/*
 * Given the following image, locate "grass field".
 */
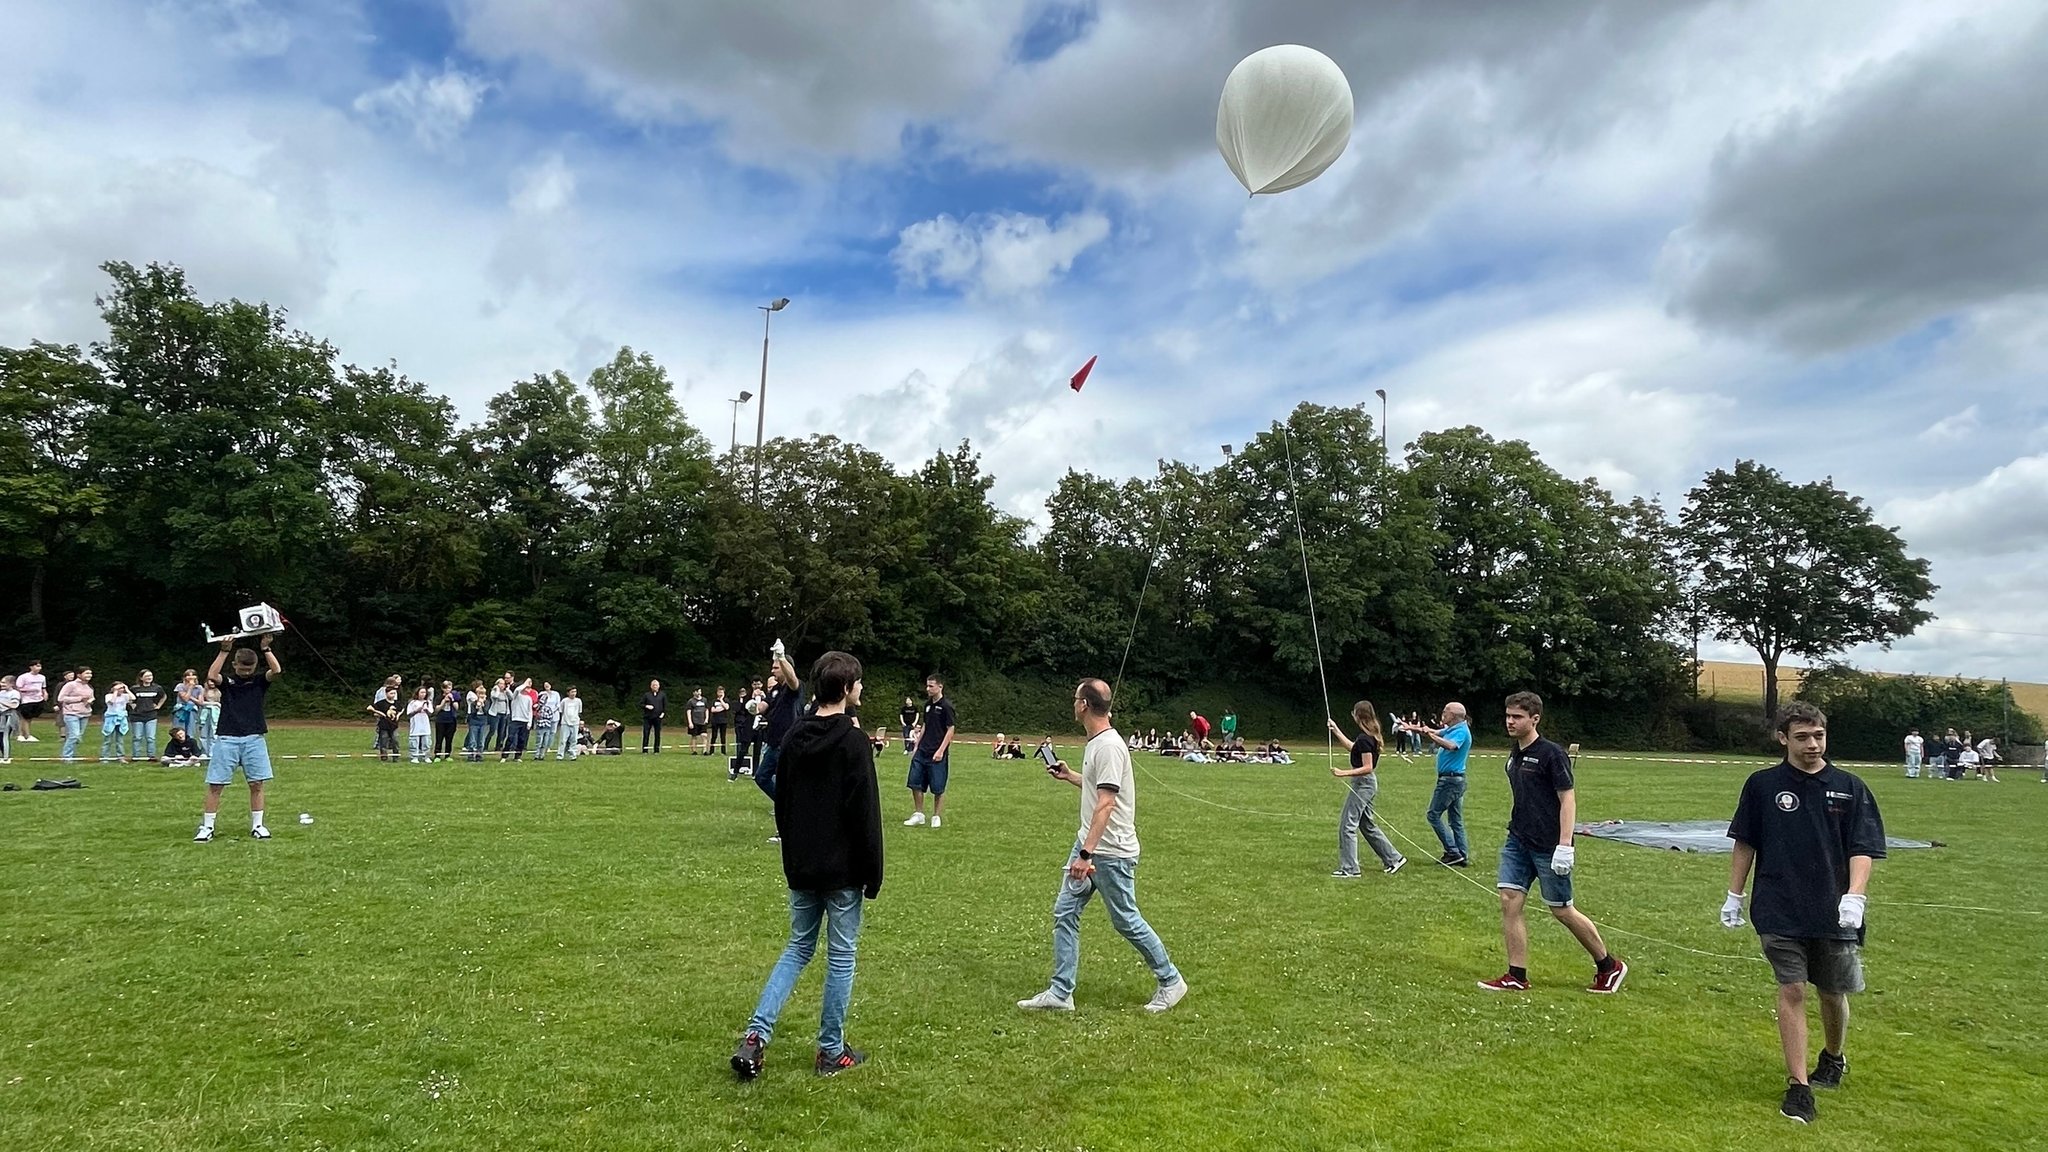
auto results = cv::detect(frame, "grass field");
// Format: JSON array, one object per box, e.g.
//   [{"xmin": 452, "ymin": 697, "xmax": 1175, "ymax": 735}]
[{"xmin": 4, "ymin": 726, "xmax": 2045, "ymax": 1151}]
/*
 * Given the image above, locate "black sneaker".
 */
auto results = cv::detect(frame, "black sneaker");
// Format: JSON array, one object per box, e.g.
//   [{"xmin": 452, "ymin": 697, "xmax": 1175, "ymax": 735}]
[
  {"xmin": 1446, "ymin": 853, "xmax": 1470, "ymax": 868},
  {"xmin": 1780, "ymin": 1081, "xmax": 1816, "ymax": 1124},
  {"xmin": 731, "ymin": 1032, "xmax": 764, "ymax": 1080},
  {"xmin": 815, "ymin": 1046, "xmax": 866, "ymax": 1076},
  {"xmin": 1811, "ymin": 1050, "xmax": 1847, "ymax": 1089}
]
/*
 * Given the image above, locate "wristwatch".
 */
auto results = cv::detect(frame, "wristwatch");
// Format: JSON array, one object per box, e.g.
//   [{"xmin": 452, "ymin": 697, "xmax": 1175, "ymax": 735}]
[{"xmin": 1077, "ymin": 849, "xmax": 1093, "ymax": 861}]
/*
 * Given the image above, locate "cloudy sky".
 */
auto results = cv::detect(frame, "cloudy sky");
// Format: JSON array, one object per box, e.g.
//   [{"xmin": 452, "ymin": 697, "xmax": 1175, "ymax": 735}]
[{"xmin": 5, "ymin": 0, "xmax": 2048, "ymax": 679}]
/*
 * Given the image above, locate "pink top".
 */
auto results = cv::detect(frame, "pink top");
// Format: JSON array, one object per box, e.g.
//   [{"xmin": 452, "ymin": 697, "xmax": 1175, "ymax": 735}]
[
  {"xmin": 17, "ymin": 672, "xmax": 46, "ymax": 703},
  {"xmin": 57, "ymin": 679, "xmax": 95, "ymax": 717}
]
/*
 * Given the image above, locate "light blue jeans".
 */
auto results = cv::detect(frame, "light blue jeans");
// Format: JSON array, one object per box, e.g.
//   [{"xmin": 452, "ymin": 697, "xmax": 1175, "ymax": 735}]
[
  {"xmin": 532, "ymin": 721, "xmax": 555, "ymax": 760},
  {"xmin": 1428, "ymin": 774, "xmax": 1469, "ymax": 858},
  {"xmin": 746, "ymin": 887, "xmax": 864, "ymax": 1057},
  {"xmin": 100, "ymin": 716, "xmax": 129, "ymax": 759},
  {"xmin": 196, "ymin": 708, "xmax": 217, "ymax": 752},
  {"xmin": 130, "ymin": 718, "xmax": 158, "ymax": 761},
  {"xmin": 61, "ymin": 714, "xmax": 86, "ymax": 759},
  {"xmin": 464, "ymin": 716, "xmax": 490, "ymax": 759},
  {"xmin": 1049, "ymin": 843, "xmax": 1179, "ymax": 1000}
]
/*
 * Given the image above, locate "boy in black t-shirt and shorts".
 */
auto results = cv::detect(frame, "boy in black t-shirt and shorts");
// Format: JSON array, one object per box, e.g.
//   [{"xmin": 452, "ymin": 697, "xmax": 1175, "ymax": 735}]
[
  {"xmin": 1722, "ymin": 702, "xmax": 1885, "ymax": 1125},
  {"xmin": 196, "ymin": 635, "xmax": 281, "ymax": 842},
  {"xmin": 1478, "ymin": 691, "xmax": 1626, "ymax": 995}
]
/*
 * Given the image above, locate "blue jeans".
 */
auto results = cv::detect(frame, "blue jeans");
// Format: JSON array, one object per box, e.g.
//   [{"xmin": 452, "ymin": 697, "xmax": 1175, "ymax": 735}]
[
  {"xmin": 755, "ymin": 745, "xmax": 781, "ymax": 799},
  {"xmin": 1497, "ymin": 835, "xmax": 1574, "ymax": 907},
  {"xmin": 130, "ymin": 718, "xmax": 158, "ymax": 761},
  {"xmin": 100, "ymin": 717, "xmax": 129, "ymax": 759},
  {"xmin": 746, "ymin": 887, "xmax": 864, "ymax": 1057},
  {"xmin": 196, "ymin": 709, "xmax": 217, "ymax": 752},
  {"xmin": 464, "ymin": 716, "xmax": 489, "ymax": 758},
  {"xmin": 532, "ymin": 721, "xmax": 555, "ymax": 759},
  {"xmin": 173, "ymin": 704, "xmax": 197, "ymax": 734},
  {"xmin": 489, "ymin": 713, "xmax": 508, "ymax": 749},
  {"xmin": 61, "ymin": 715, "xmax": 86, "ymax": 760},
  {"xmin": 1427, "ymin": 774, "xmax": 1469, "ymax": 858},
  {"xmin": 1049, "ymin": 843, "xmax": 1179, "ymax": 999}
]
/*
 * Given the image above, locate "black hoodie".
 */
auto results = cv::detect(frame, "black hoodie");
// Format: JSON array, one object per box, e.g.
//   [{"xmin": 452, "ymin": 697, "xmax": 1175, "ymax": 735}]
[{"xmin": 772, "ymin": 712, "xmax": 884, "ymax": 898}]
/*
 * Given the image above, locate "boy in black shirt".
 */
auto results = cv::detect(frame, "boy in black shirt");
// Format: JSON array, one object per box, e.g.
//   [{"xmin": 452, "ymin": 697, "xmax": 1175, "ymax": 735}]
[
  {"xmin": 196, "ymin": 635, "xmax": 281, "ymax": 842},
  {"xmin": 731, "ymin": 650, "xmax": 883, "ymax": 1080},
  {"xmin": 1723, "ymin": 702, "xmax": 1885, "ymax": 1124},
  {"xmin": 1478, "ymin": 692, "xmax": 1626, "ymax": 994}
]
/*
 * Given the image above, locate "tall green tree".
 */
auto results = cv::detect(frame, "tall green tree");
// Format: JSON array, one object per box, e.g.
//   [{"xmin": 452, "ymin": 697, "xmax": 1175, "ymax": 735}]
[
  {"xmin": 1682, "ymin": 460, "xmax": 1935, "ymax": 720},
  {"xmin": 0, "ymin": 343, "xmax": 111, "ymax": 636}
]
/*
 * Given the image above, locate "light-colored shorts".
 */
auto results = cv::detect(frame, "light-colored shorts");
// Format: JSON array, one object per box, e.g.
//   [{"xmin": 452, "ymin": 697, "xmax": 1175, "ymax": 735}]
[{"xmin": 206, "ymin": 735, "xmax": 273, "ymax": 785}]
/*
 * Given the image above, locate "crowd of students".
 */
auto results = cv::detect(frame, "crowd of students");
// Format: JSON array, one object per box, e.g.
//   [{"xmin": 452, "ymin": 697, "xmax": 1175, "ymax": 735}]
[
  {"xmin": 1901, "ymin": 727, "xmax": 2012, "ymax": 781},
  {"xmin": 0, "ymin": 661, "xmax": 219, "ymax": 765}
]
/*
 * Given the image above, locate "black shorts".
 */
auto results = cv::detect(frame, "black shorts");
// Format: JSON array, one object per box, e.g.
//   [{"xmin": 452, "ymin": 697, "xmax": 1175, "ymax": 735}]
[
  {"xmin": 688, "ymin": 724, "xmax": 707, "ymax": 736},
  {"xmin": 1760, "ymin": 935, "xmax": 1864, "ymax": 994},
  {"xmin": 19, "ymin": 700, "xmax": 45, "ymax": 720}
]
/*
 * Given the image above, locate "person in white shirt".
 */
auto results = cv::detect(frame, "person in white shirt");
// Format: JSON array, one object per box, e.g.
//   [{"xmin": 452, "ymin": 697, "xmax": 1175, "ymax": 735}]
[
  {"xmin": 0, "ymin": 675, "xmax": 20, "ymax": 762},
  {"xmin": 556, "ymin": 687, "xmax": 584, "ymax": 760},
  {"xmin": 1903, "ymin": 729, "xmax": 1924, "ymax": 779},
  {"xmin": 1974, "ymin": 737, "xmax": 1999, "ymax": 783},
  {"xmin": 405, "ymin": 687, "xmax": 433, "ymax": 763},
  {"xmin": 1017, "ymin": 678, "xmax": 1188, "ymax": 1015}
]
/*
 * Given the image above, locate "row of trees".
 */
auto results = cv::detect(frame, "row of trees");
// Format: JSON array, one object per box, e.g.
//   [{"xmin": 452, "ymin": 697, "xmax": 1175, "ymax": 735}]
[{"xmin": 0, "ymin": 262, "xmax": 1946, "ymax": 745}]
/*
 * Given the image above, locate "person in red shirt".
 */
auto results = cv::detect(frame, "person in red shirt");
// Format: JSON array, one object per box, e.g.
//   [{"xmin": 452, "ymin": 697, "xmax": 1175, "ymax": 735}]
[{"xmin": 1188, "ymin": 712, "xmax": 1211, "ymax": 744}]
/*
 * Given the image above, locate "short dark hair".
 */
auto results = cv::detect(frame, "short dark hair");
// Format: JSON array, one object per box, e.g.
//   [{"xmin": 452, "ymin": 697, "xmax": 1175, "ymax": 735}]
[
  {"xmin": 1076, "ymin": 679, "xmax": 1111, "ymax": 718},
  {"xmin": 1505, "ymin": 691, "xmax": 1543, "ymax": 718},
  {"xmin": 811, "ymin": 651, "xmax": 863, "ymax": 705},
  {"xmin": 925, "ymin": 672, "xmax": 944, "ymax": 686},
  {"xmin": 1775, "ymin": 701, "xmax": 1827, "ymax": 734}
]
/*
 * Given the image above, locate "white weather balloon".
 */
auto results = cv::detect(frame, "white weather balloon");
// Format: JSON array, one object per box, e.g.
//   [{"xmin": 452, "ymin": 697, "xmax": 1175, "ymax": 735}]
[{"xmin": 1215, "ymin": 44, "xmax": 1355, "ymax": 196}]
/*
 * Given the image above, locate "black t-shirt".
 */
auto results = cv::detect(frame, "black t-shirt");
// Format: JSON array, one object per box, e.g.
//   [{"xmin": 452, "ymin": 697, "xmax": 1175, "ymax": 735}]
[
  {"xmin": 1505, "ymin": 737, "xmax": 1574, "ymax": 852},
  {"xmin": 899, "ymin": 704, "xmax": 918, "ymax": 729},
  {"xmin": 435, "ymin": 694, "xmax": 460, "ymax": 721},
  {"xmin": 764, "ymin": 684, "xmax": 803, "ymax": 748},
  {"xmin": 641, "ymin": 691, "xmax": 667, "ymax": 720},
  {"xmin": 688, "ymin": 698, "xmax": 710, "ymax": 725},
  {"xmin": 1728, "ymin": 761, "xmax": 1887, "ymax": 941},
  {"xmin": 130, "ymin": 684, "xmax": 168, "ymax": 720},
  {"xmin": 370, "ymin": 696, "xmax": 399, "ymax": 731},
  {"xmin": 917, "ymin": 696, "xmax": 955, "ymax": 756},
  {"xmin": 218, "ymin": 673, "xmax": 270, "ymax": 737},
  {"xmin": 164, "ymin": 734, "xmax": 200, "ymax": 757},
  {"xmin": 1348, "ymin": 731, "xmax": 1380, "ymax": 772}
]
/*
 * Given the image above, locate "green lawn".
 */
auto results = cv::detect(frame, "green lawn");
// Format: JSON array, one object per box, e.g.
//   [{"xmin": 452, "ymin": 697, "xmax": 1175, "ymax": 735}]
[{"xmin": 3, "ymin": 727, "xmax": 2043, "ymax": 1150}]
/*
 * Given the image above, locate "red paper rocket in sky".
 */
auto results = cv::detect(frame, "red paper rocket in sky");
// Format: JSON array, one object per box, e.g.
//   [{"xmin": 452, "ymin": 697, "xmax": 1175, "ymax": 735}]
[{"xmin": 1069, "ymin": 355, "xmax": 1097, "ymax": 392}]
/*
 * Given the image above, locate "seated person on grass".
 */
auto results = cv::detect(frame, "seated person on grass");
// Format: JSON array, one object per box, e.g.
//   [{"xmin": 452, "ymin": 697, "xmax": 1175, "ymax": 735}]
[
  {"xmin": 161, "ymin": 727, "xmax": 203, "ymax": 767},
  {"xmin": 597, "ymin": 720, "xmax": 624, "ymax": 754}
]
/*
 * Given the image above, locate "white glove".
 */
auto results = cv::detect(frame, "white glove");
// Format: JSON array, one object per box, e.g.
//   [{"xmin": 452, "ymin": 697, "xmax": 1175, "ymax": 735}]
[
  {"xmin": 771, "ymin": 638, "xmax": 786, "ymax": 658},
  {"xmin": 1720, "ymin": 891, "xmax": 1746, "ymax": 929},
  {"xmin": 1550, "ymin": 844, "xmax": 1575, "ymax": 875},
  {"xmin": 1838, "ymin": 893, "xmax": 1866, "ymax": 930}
]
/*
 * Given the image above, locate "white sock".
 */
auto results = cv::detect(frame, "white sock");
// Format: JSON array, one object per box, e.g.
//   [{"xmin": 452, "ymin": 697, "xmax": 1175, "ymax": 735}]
[
  {"xmin": 201, "ymin": 812, "xmax": 216, "ymax": 831},
  {"xmin": 251, "ymin": 810, "xmax": 264, "ymax": 830}
]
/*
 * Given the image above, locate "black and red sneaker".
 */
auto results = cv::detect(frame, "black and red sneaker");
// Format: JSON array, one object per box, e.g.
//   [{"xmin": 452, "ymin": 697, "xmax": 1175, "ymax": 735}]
[
  {"xmin": 731, "ymin": 1032, "xmax": 765, "ymax": 1080},
  {"xmin": 815, "ymin": 1047, "xmax": 867, "ymax": 1076},
  {"xmin": 1587, "ymin": 957, "xmax": 1629, "ymax": 994},
  {"xmin": 1477, "ymin": 972, "xmax": 1530, "ymax": 992}
]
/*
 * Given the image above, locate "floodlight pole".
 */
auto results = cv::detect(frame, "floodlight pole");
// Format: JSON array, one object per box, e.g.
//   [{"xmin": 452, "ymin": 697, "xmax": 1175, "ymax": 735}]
[
  {"xmin": 728, "ymin": 391, "xmax": 753, "ymax": 457},
  {"xmin": 752, "ymin": 298, "xmax": 790, "ymax": 500}
]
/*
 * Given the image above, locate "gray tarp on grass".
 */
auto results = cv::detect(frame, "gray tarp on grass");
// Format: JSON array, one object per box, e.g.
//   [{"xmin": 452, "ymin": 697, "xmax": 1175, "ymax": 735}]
[{"xmin": 1575, "ymin": 819, "xmax": 1934, "ymax": 854}]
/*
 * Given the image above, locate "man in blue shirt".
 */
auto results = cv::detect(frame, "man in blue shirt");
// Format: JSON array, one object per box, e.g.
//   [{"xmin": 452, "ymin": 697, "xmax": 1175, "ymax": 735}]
[{"xmin": 1400, "ymin": 702, "xmax": 1472, "ymax": 866}]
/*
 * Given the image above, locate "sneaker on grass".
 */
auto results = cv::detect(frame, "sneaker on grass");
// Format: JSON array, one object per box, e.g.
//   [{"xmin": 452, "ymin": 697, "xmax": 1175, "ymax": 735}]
[
  {"xmin": 1330, "ymin": 869, "xmax": 1361, "ymax": 878},
  {"xmin": 731, "ymin": 1033, "xmax": 764, "ymax": 1080},
  {"xmin": 193, "ymin": 824, "xmax": 213, "ymax": 843},
  {"xmin": 815, "ymin": 1047, "xmax": 866, "ymax": 1076},
  {"xmin": 1780, "ymin": 1081, "xmax": 1816, "ymax": 1124},
  {"xmin": 1384, "ymin": 858, "xmax": 1407, "ymax": 875},
  {"xmin": 1016, "ymin": 990, "xmax": 1074, "ymax": 1011},
  {"xmin": 903, "ymin": 812, "xmax": 926, "ymax": 827},
  {"xmin": 1477, "ymin": 972, "xmax": 1530, "ymax": 992},
  {"xmin": 1143, "ymin": 978, "xmax": 1188, "ymax": 1014},
  {"xmin": 1587, "ymin": 958, "xmax": 1628, "ymax": 994},
  {"xmin": 251, "ymin": 825, "xmax": 271, "ymax": 840},
  {"xmin": 1810, "ymin": 1049, "xmax": 1847, "ymax": 1089},
  {"xmin": 930, "ymin": 815, "xmax": 941, "ymax": 829}
]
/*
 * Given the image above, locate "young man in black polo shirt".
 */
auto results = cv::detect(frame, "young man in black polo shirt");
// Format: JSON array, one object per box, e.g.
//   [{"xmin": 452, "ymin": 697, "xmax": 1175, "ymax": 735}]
[
  {"xmin": 1478, "ymin": 691, "xmax": 1626, "ymax": 994},
  {"xmin": 903, "ymin": 674, "xmax": 955, "ymax": 829},
  {"xmin": 1722, "ymin": 701, "xmax": 1885, "ymax": 1125}
]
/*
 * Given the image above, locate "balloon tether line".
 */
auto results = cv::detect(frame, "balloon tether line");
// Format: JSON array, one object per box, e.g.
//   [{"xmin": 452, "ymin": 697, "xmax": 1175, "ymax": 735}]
[{"xmin": 1278, "ymin": 424, "xmax": 1335, "ymax": 764}]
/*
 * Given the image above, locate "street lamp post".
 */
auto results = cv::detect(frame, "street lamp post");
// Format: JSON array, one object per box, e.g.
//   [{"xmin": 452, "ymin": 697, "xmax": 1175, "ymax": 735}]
[
  {"xmin": 752, "ymin": 297, "xmax": 790, "ymax": 498},
  {"xmin": 1373, "ymin": 388, "xmax": 1388, "ymax": 464},
  {"xmin": 728, "ymin": 390, "xmax": 753, "ymax": 457}
]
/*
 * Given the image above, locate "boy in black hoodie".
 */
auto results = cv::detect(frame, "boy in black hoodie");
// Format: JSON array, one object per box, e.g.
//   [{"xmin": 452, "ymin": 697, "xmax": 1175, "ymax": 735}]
[{"xmin": 731, "ymin": 650, "xmax": 883, "ymax": 1080}]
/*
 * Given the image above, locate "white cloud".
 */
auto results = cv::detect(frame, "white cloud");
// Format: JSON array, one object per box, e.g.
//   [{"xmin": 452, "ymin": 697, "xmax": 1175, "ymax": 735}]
[
  {"xmin": 1887, "ymin": 454, "xmax": 2048, "ymax": 559},
  {"xmin": 893, "ymin": 212, "xmax": 1110, "ymax": 301},
  {"xmin": 353, "ymin": 64, "xmax": 492, "ymax": 148},
  {"xmin": 1919, "ymin": 404, "xmax": 1982, "ymax": 444}
]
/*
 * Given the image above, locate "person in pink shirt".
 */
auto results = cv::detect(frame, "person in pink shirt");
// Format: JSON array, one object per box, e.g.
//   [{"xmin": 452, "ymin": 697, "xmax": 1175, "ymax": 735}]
[
  {"xmin": 15, "ymin": 661, "xmax": 49, "ymax": 742},
  {"xmin": 57, "ymin": 667, "xmax": 96, "ymax": 762}
]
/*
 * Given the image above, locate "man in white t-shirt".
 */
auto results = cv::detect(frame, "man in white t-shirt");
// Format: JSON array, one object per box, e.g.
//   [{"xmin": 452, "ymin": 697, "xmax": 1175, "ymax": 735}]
[
  {"xmin": 1017, "ymin": 678, "xmax": 1188, "ymax": 1014},
  {"xmin": 1903, "ymin": 729, "xmax": 1924, "ymax": 779}
]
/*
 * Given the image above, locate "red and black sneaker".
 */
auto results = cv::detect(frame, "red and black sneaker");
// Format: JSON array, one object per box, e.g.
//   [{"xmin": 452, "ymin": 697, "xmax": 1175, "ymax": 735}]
[
  {"xmin": 815, "ymin": 1047, "xmax": 867, "ymax": 1076},
  {"xmin": 1477, "ymin": 972, "xmax": 1530, "ymax": 992},
  {"xmin": 1587, "ymin": 958, "xmax": 1629, "ymax": 994},
  {"xmin": 730, "ymin": 1032, "xmax": 765, "ymax": 1080}
]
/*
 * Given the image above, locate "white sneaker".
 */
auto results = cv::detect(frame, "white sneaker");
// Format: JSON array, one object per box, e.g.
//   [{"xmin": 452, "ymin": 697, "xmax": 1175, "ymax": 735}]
[
  {"xmin": 1144, "ymin": 978, "xmax": 1189, "ymax": 1014},
  {"xmin": 193, "ymin": 824, "xmax": 214, "ymax": 842},
  {"xmin": 19, "ymin": 734, "xmax": 37, "ymax": 742},
  {"xmin": 930, "ymin": 816, "xmax": 942, "ymax": 829},
  {"xmin": 767, "ymin": 835, "xmax": 781, "ymax": 843},
  {"xmin": 903, "ymin": 812, "xmax": 926, "ymax": 826},
  {"xmin": 251, "ymin": 825, "xmax": 271, "ymax": 840},
  {"xmin": 1017, "ymin": 990, "xmax": 1074, "ymax": 1011}
]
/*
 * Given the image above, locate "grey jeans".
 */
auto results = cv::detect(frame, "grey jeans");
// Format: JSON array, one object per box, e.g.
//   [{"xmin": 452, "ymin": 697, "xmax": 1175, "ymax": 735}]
[{"xmin": 1338, "ymin": 774, "xmax": 1403, "ymax": 873}]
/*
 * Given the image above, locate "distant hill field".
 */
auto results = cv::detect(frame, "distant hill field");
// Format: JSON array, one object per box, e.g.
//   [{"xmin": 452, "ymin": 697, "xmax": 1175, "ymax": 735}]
[{"xmin": 1695, "ymin": 659, "xmax": 2048, "ymax": 718}]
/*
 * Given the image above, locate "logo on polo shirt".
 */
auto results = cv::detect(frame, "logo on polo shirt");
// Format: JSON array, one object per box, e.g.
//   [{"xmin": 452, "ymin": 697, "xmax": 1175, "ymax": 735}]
[{"xmin": 1775, "ymin": 791, "xmax": 1800, "ymax": 812}]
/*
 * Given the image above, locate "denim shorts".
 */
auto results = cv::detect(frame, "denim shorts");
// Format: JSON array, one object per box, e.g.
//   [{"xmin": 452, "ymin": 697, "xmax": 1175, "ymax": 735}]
[
  {"xmin": 207, "ymin": 735, "xmax": 274, "ymax": 785},
  {"xmin": 1760, "ymin": 934, "xmax": 1864, "ymax": 993},
  {"xmin": 1496, "ymin": 835, "xmax": 1573, "ymax": 907},
  {"xmin": 908, "ymin": 753, "xmax": 949, "ymax": 795}
]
